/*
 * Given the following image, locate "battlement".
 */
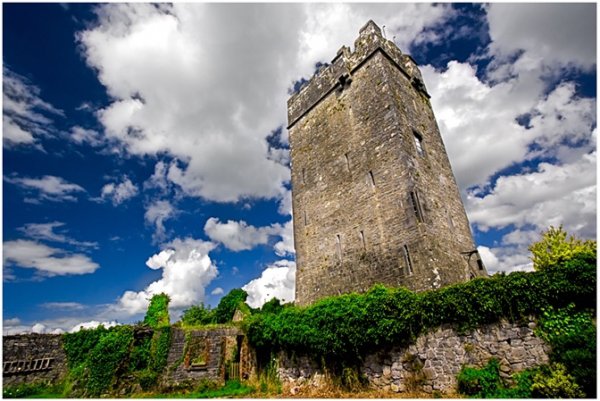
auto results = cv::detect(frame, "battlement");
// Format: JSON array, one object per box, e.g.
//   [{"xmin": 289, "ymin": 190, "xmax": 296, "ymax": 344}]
[{"xmin": 287, "ymin": 20, "xmax": 428, "ymax": 129}]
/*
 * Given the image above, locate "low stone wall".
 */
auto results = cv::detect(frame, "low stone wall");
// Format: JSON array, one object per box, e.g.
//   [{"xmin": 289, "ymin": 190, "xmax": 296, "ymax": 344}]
[
  {"xmin": 3, "ymin": 334, "xmax": 68, "ymax": 386},
  {"xmin": 277, "ymin": 319, "xmax": 550, "ymax": 395}
]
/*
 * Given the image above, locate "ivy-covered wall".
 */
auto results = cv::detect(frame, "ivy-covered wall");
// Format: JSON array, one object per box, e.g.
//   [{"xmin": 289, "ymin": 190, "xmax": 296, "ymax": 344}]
[{"xmin": 277, "ymin": 318, "xmax": 549, "ymax": 394}]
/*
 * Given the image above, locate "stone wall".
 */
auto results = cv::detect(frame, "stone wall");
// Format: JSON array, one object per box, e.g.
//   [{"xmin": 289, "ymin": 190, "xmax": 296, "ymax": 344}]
[
  {"xmin": 161, "ymin": 327, "xmax": 246, "ymax": 388},
  {"xmin": 277, "ymin": 319, "xmax": 549, "ymax": 395},
  {"xmin": 3, "ymin": 334, "xmax": 68, "ymax": 386}
]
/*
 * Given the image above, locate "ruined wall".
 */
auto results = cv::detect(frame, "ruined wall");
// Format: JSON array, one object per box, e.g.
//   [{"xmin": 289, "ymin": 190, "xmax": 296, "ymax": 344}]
[
  {"xmin": 3, "ymin": 334, "xmax": 67, "ymax": 386},
  {"xmin": 277, "ymin": 319, "xmax": 549, "ymax": 395},
  {"xmin": 161, "ymin": 327, "xmax": 249, "ymax": 388},
  {"xmin": 289, "ymin": 20, "xmax": 486, "ymax": 306}
]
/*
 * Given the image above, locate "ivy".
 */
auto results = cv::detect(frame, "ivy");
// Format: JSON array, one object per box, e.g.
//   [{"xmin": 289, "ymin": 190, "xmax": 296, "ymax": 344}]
[
  {"xmin": 144, "ymin": 293, "xmax": 171, "ymax": 328},
  {"xmin": 246, "ymin": 250, "xmax": 595, "ymax": 368}
]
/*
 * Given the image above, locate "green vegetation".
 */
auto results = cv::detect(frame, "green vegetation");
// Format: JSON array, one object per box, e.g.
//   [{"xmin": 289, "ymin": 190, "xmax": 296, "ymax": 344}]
[
  {"xmin": 3, "ymin": 382, "xmax": 65, "ymax": 398},
  {"xmin": 529, "ymin": 225, "xmax": 596, "ymax": 271},
  {"xmin": 135, "ymin": 379, "xmax": 254, "ymax": 398},
  {"xmin": 180, "ymin": 288, "xmax": 248, "ymax": 327},
  {"xmin": 214, "ymin": 288, "xmax": 248, "ymax": 323},
  {"xmin": 144, "ymin": 293, "xmax": 171, "ymax": 328}
]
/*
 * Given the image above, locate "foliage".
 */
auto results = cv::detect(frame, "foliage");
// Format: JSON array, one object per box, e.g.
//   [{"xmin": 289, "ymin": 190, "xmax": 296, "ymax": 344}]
[
  {"xmin": 3, "ymin": 382, "xmax": 65, "ymax": 399},
  {"xmin": 86, "ymin": 325, "xmax": 134, "ymax": 396},
  {"xmin": 457, "ymin": 358, "xmax": 503, "ymax": 397},
  {"xmin": 181, "ymin": 303, "xmax": 215, "ymax": 326},
  {"xmin": 150, "ymin": 326, "xmax": 172, "ymax": 373},
  {"xmin": 246, "ymin": 251, "xmax": 595, "ymax": 365},
  {"xmin": 531, "ymin": 363, "xmax": 585, "ymax": 398},
  {"xmin": 214, "ymin": 288, "xmax": 248, "ymax": 323},
  {"xmin": 136, "ymin": 380, "xmax": 254, "ymax": 398},
  {"xmin": 536, "ymin": 304, "xmax": 596, "ymax": 397},
  {"xmin": 62, "ymin": 325, "xmax": 109, "ymax": 369},
  {"xmin": 260, "ymin": 297, "xmax": 284, "ymax": 315},
  {"xmin": 529, "ymin": 225, "xmax": 596, "ymax": 271},
  {"xmin": 144, "ymin": 293, "xmax": 171, "ymax": 328}
]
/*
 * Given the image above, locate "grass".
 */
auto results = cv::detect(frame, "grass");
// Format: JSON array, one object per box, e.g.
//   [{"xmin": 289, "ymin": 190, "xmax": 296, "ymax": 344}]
[{"xmin": 134, "ymin": 380, "xmax": 254, "ymax": 398}]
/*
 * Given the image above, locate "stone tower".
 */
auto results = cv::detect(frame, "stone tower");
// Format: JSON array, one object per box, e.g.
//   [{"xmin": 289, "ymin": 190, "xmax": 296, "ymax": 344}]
[{"xmin": 288, "ymin": 21, "xmax": 487, "ymax": 306}]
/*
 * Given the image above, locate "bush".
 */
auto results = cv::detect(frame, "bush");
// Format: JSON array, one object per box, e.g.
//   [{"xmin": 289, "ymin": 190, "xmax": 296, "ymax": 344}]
[
  {"xmin": 144, "ymin": 293, "xmax": 170, "ymax": 328},
  {"xmin": 457, "ymin": 358, "xmax": 503, "ymax": 397},
  {"xmin": 214, "ymin": 288, "xmax": 248, "ymax": 323},
  {"xmin": 531, "ymin": 363, "xmax": 584, "ymax": 398},
  {"xmin": 529, "ymin": 226, "xmax": 596, "ymax": 271},
  {"xmin": 181, "ymin": 303, "xmax": 215, "ymax": 326}
]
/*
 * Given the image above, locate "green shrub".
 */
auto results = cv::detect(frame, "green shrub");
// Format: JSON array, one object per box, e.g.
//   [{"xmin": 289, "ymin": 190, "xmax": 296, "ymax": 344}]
[
  {"xmin": 150, "ymin": 326, "xmax": 172, "ymax": 373},
  {"xmin": 214, "ymin": 288, "xmax": 248, "ymax": 323},
  {"xmin": 144, "ymin": 293, "xmax": 171, "ymax": 328},
  {"xmin": 457, "ymin": 358, "xmax": 503, "ymax": 397},
  {"xmin": 531, "ymin": 363, "xmax": 584, "ymax": 398},
  {"xmin": 181, "ymin": 303, "xmax": 215, "ymax": 326},
  {"xmin": 536, "ymin": 304, "xmax": 596, "ymax": 397},
  {"xmin": 529, "ymin": 225, "xmax": 596, "ymax": 271}
]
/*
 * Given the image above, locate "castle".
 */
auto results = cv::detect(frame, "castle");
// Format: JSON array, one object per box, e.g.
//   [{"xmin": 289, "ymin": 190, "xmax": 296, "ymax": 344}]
[{"xmin": 288, "ymin": 20, "xmax": 487, "ymax": 306}]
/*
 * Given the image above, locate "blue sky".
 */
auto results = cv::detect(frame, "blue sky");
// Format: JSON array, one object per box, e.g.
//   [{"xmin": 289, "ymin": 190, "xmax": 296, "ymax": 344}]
[{"xmin": 3, "ymin": 3, "xmax": 596, "ymax": 334}]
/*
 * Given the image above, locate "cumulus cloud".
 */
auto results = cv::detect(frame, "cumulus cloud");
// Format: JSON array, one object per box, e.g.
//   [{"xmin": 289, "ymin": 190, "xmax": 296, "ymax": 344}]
[
  {"xmin": 101, "ymin": 176, "xmax": 139, "ymax": 205},
  {"xmin": 3, "ymin": 239, "xmax": 100, "ymax": 277},
  {"xmin": 486, "ymin": 3, "xmax": 596, "ymax": 75},
  {"xmin": 144, "ymin": 199, "xmax": 176, "ymax": 242},
  {"xmin": 243, "ymin": 259, "xmax": 296, "ymax": 308},
  {"xmin": 69, "ymin": 320, "xmax": 118, "ymax": 333},
  {"xmin": 211, "ymin": 287, "xmax": 224, "ymax": 296},
  {"xmin": 18, "ymin": 221, "xmax": 98, "ymax": 249},
  {"xmin": 108, "ymin": 237, "xmax": 218, "ymax": 318},
  {"xmin": 76, "ymin": 4, "xmax": 451, "ymax": 209},
  {"xmin": 5, "ymin": 175, "xmax": 86, "ymax": 203},
  {"xmin": 204, "ymin": 217, "xmax": 294, "ymax": 255},
  {"xmin": 3, "ymin": 66, "xmax": 64, "ymax": 148}
]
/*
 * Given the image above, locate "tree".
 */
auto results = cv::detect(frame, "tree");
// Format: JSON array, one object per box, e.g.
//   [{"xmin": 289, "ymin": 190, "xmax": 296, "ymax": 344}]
[
  {"xmin": 529, "ymin": 226, "xmax": 596, "ymax": 271},
  {"xmin": 144, "ymin": 293, "xmax": 170, "ymax": 328},
  {"xmin": 214, "ymin": 288, "xmax": 248, "ymax": 323},
  {"xmin": 180, "ymin": 304, "xmax": 215, "ymax": 326}
]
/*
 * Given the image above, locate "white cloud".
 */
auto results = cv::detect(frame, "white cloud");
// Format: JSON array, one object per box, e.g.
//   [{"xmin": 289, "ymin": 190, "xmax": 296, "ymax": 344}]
[
  {"xmin": 3, "ymin": 239, "xmax": 99, "ymax": 276},
  {"xmin": 40, "ymin": 302, "xmax": 85, "ymax": 311},
  {"xmin": 77, "ymin": 4, "xmax": 451, "ymax": 207},
  {"xmin": 204, "ymin": 217, "xmax": 294, "ymax": 255},
  {"xmin": 108, "ymin": 237, "xmax": 218, "ymax": 318},
  {"xmin": 211, "ymin": 287, "xmax": 224, "ymax": 296},
  {"xmin": 486, "ymin": 3, "xmax": 596, "ymax": 75},
  {"xmin": 101, "ymin": 176, "xmax": 139, "ymax": 205},
  {"xmin": 70, "ymin": 126, "xmax": 103, "ymax": 146},
  {"xmin": 144, "ymin": 199, "xmax": 176, "ymax": 242},
  {"xmin": 3, "ymin": 66, "xmax": 64, "ymax": 148},
  {"xmin": 273, "ymin": 220, "xmax": 295, "ymax": 257},
  {"xmin": 18, "ymin": 221, "xmax": 98, "ymax": 249},
  {"xmin": 31, "ymin": 323, "xmax": 47, "ymax": 334},
  {"xmin": 69, "ymin": 320, "xmax": 118, "ymax": 333},
  {"xmin": 243, "ymin": 259, "xmax": 296, "ymax": 308},
  {"xmin": 5, "ymin": 175, "xmax": 86, "ymax": 203}
]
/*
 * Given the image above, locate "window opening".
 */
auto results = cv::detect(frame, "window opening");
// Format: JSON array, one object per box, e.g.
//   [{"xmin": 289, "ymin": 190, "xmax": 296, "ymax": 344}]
[
  {"xmin": 413, "ymin": 130, "xmax": 425, "ymax": 157},
  {"xmin": 303, "ymin": 210, "xmax": 308, "ymax": 226},
  {"xmin": 336, "ymin": 234, "xmax": 342, "ymax": 262},
  {"xmin": 359, "ymin": 230, "xmax": 366, "ymax": 250},
  {"xmin": 368, "ymin": 171, "xmax": 376, "ymax": 188},
  {"xmin": 302, "ymin": 168, "xmax": 306, "ymax": 184},
  {"xmin": 344, "ymin": 153, "xmax": 350, "ymax": 171},
  {"xmin": 403, "ymin": 245, "xmax": 413, "ymax": 275},
  {"xmin": 410, "ymin": 190, "xmax": 424, "ymax": 222}
]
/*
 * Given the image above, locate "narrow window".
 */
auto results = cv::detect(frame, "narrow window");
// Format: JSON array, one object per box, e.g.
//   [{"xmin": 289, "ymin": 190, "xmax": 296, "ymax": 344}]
[
  {"xmin": 368, "ymin": 171, "xmax": 376, "ymax": 188},
  {"xmin": 335, "ymin": 234, "xmax": 342, "ymax": 262},
  {"xmin": 410, "ymin": 190, "xmax": 424, "ymax": 222},
  {"xmin": 303, "ymin": 210, "xmax": 308, "ymax": 226},
  {"xmin": 302, "ymin": 168, "xmax": 306, "ymax": 184},
  {"xmin": 359, "ymin": 230, "xmax": 366, "ymax": 250},
  {"xmin": 344, "ymin": 153, "xmax": 351, "ymax": 171},
  {"xmin": 413, "ymin": 130, "xmax": 425, "ymax": 157},
  {"xmin": 447, "ymin": 213, "xmax": 454, "ymax": 230},
  {"xmin": 477, "ymin": 257, "xmax": 484, "ymax": 271},
  {"xmin": 403, "ymin": 245, "xmax": 413, "ymax": 275}
]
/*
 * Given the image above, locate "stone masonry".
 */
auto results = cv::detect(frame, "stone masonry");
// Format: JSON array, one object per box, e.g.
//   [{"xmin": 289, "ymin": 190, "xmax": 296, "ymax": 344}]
[
  {"xmin": 3, "ymin": 334, "xmax": 68, "ymax": 386},
  {"xmin": 288, "ymin": 20, "xmax": 487, "ymax": 306},
  {"xmin": 277, "ymin": 318, "xmax": 550, "ymax": 395}
]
